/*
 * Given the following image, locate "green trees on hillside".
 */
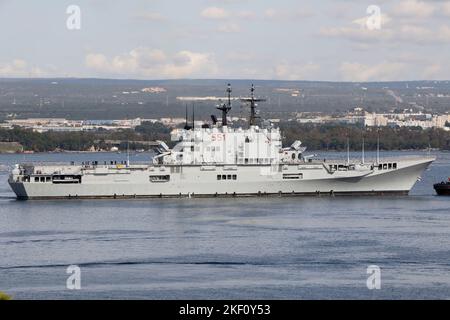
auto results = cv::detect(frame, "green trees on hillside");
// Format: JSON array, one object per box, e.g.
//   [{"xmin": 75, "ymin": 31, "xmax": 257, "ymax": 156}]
[
  {"xmin": 0, "ymin": 122, "xmax": 172, "ymax": 152},
  {"xmin": 1, "ymin": 122, "xmax": 450, "ymax": 152},
  {"xmin": 280, "ymin": 122, "xmax": 450, "ymax": 151}
]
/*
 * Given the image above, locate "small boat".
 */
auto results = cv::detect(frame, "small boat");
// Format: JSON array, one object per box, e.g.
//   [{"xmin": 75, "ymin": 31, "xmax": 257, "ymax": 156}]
[{"xmin": 434, "ymin": 178, "xmax": 450, "ymax": 196}]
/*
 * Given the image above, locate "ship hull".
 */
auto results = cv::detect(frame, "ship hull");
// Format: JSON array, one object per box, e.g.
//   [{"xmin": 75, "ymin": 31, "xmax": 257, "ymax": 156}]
[
  {"xmin": 8, "ymin": 158, "xmax": 433, "ymax": 200},
  {"xmin": 434, "ymin": 184, "xmax": 450, "ymax": 196}
]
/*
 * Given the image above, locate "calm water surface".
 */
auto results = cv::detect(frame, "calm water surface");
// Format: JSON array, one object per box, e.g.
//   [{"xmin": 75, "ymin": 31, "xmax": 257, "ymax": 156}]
[{"xmin": 0, "ymin": 151, "xmax": 449, "ymax": 299}]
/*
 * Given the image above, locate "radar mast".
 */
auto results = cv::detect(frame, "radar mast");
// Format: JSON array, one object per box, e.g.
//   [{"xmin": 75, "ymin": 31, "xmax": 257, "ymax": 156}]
[
  {"xmin": 217, "ymin": 83, "xmax": 232, "ymax": 126},
  {"xmin": 240, "ymin": 84, "xmax": 266, "ymax": 127}
]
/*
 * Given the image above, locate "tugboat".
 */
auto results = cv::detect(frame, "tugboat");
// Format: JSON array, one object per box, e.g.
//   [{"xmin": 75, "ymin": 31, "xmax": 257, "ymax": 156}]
[{"xmin": 434, "ymin": 178, "xmax": 450, "ymax": 196}]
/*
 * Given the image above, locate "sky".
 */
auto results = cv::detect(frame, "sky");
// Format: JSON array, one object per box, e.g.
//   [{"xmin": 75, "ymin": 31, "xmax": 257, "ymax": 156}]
[{"xmin": 1, "ymin": 0, "xmax": 450, "ymax": 82}]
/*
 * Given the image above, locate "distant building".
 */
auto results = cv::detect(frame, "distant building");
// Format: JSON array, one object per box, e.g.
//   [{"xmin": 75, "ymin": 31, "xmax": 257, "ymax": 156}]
[
  {"xmin": 141, "ymin": 87, "xmax": 167, "ymax": 93},
  {"xmin": 295, "ymin": 110, "xmax": 450, "ymax": 130}
]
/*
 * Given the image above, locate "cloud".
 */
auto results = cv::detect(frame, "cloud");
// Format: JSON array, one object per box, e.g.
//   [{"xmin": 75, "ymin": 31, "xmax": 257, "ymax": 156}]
[
  {"xmin": 319, "ymin": 26, "xmax": 393, "ymax": 42},
  {"xmin": 200, "ymin": 6, "xmax": 312, "ymax": 25},
  {"xmin": 201, "ymin": 7, "xmax": 229, "ymax": 19},
  {"xmin": 217, "ymin": 22, "xmax": 240, "ymax": 33},
  {"xmin": 392, "ymin": 0, "xmax": 435, "ymax": 19},
  {"xmin": 422, "ymin": 63, "xmax": 442, "ymax": 79},
  {"xmin": 0, "ymin": 59, "xmax": 46, "ymax": 77},
  {"xmin": 264, "ymin": 8, "xmax": 278, "ymax": 19},
  {"xmin": 443, "ymin": 2, "xmax": 450, "ymax": 17},
  {"xmin": 340, "ymin": 61, "xmax": 407, "ymax": 82},
  {"xmin": 352, "ymin": 13, "xmax": 392, "ymax": 29},
  {"xmin": 226, "ymin": 51, "xmax": 255, "ymax": 62},
  {"xmin": 320, "ymin": 13, "xmax": 450, "ymax": 45},
  {"xmin": 393, "ymin": 24, "xmax": 450, "ymax": 44},
  {"xmin": 438, "ymin": 25, "xmax": 450, "ymax": 41},
  {"xmin": 85, "ymin": 47, "xmax": 218, "ymax": 79},
  {"xmin": 264, "ymin": 8, "xmax": 314, "ymax": 20},
  {"xmin": 395, "ymin": 24, "xmax": 435, "ymax": 43},
  {"xmin": 274, "ymin": 62, "xmax": 320, "ymax": 80}
]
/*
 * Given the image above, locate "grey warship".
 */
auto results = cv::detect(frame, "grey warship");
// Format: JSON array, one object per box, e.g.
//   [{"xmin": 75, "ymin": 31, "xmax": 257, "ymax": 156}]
[{"xmin": 9, "ymin": 84, "xmax": 435, "ymax": 200}]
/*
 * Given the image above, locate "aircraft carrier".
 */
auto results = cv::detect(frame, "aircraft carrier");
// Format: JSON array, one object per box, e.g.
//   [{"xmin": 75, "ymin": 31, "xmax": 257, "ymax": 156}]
[{"xmin": 8, "ymin": 85, "xmax": 435, "ymax": 200}]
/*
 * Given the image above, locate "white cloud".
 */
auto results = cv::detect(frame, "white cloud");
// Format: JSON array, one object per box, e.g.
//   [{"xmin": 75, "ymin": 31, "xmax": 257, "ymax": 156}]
[
  {"xmin": 352, "ymin": 13, "xmax": 392, "ymax": 29},
  {"xmin": 396, "ymin": 24, "xmax": 434, "ymax": 43},
  {"xmin": 394, "ymin": 24, "xmax": 450, "ymax": 44},
  {"xmin": 423, "ymin": 63, "xmax": 442, "ymax": 79},
  {"xmin": 392, "ymin": 0, "xmax": 435, "ymax": 19},
  {"xmin": 320, "ymin": 18, "xmax": 450, "ymax": 45},
  {"xmin": 264, "ymin": 8, "xmax": 313, "ymax": 20},
  {"xmin": 0, "ymin": 59, "xmax": 46, "ymax": 77},
  {"xmin": 264, "ymin": 8, "xmax": 277, "ymax": 19},
  {"xmin": 443, "ymin": 2, "xmax": 450, "ymax": 17},
  {"xmin": 340, "ymin": 62, "xmax": 407, "ymax": 82},
  {"xmin": 274, "ymin": 62, "xmax": 320, "ymax": 80},
  {"xmin": 217, "ymin": 23, "xmax": 240, "ymax": 33},
  {"xmin": 437, "ymin": 25, "xmax": 450, "ymax": 41},
  {"xmin": 226, "ymin": 51, "xmax": 254, "ymax": 62},
  {"xmin": 201, "ymin": 7, "xmax": 229, "ymax": 19},
  {"xmin": 85, "ymin": 47, "xmax": 218, "ymax": 79},
  {"xmin": 319, "ymin": 26, "xmax": 393, "ymax": 42}
]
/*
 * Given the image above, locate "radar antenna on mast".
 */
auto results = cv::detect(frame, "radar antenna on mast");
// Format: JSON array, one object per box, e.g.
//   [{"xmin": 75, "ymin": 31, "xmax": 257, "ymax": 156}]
[
  {"xmin": 240, "ymin": 84, "xmax": 266, "ymax": 127},
  {"xmin": 216, "ymin": 83, "xmax": 232, "ymax": 126}
]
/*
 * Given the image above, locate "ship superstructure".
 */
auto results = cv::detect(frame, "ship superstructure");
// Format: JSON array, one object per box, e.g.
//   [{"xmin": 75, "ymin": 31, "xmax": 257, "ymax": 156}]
[{"xmin": 9, "ymin": 84, "xmax": 435, "ymax": 199}]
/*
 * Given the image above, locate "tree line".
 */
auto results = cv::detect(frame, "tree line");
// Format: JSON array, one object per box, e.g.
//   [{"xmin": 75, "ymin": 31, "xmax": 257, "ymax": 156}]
[
  {"xmin": 0, "ymin": 122, "xmax": 171, "ymax": 152},
  {"xmin": 280, "ymin": 122, "xmax": 450, "ymax": 151},
  {"xmin": 1, "ymin": 121, "xmax": 450, "ymax": 152}
]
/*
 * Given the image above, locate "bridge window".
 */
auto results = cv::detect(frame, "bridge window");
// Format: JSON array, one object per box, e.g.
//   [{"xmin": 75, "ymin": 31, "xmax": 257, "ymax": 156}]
[
  {"xmin": 149, "ymin": 175, "xmax": 170, "ymax": 182},
  {"xmin": 283, "ymin": 173, "xmax": 303, "ymax": 180},
  {"xmin": 171, "ymin": 166, "xmax": 181, "ymax": 173},
  {"xmin": 217, "ymin": 174, "xmax": 238, "ymax": 181},
  {"xmin": 52, "ymin": 175, "xmax": 82, "ymax": 184}
]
